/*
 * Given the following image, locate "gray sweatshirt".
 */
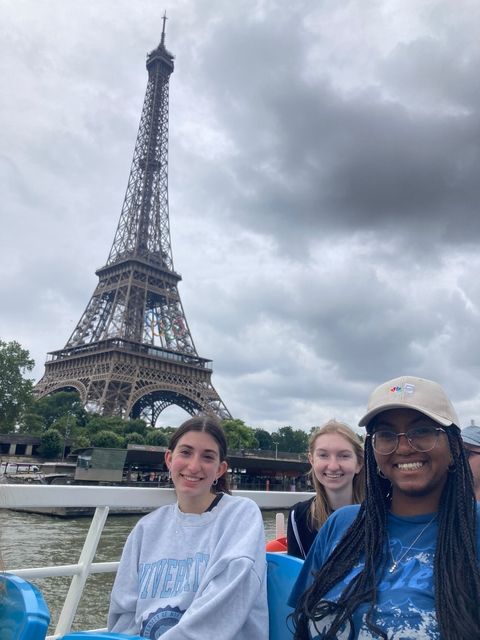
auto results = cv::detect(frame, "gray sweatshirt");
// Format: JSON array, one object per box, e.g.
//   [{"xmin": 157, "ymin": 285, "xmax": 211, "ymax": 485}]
[{"xmin": 107, "ymin": 493, "xmax": 269, "ymax": 639}]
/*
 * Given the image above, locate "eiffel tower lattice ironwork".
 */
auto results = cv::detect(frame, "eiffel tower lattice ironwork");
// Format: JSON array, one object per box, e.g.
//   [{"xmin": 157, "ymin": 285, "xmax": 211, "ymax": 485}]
[{"xmin": 35, "ymin": 19, "xmax": 231, "ymax": 424}]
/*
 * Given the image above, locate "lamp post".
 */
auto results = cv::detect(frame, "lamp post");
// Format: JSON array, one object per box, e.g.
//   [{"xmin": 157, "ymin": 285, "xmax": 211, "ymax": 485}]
[
  {"xmin": 63, "ymin": 419, "xmax": 71, "ymax": 461},
  {"xmin": 272, "ymin": 437, "xmax": 278, "ymax": 460}
]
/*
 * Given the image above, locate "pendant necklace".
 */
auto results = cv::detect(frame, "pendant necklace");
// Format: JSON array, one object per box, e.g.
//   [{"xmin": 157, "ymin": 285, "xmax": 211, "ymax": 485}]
[{"xmin": 387, "ymin": 515, "xmax": 436, "ymax": 573}]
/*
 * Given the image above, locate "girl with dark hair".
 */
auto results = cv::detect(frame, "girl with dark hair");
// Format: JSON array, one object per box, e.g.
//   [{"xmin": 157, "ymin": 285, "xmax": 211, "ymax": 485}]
[
  {"xmin": 108, "ymin": 415, "xmax": 268, "ymax": 639},
  {"xmin": 289, "ymin": 376, "xmax": 480, "ymax": 639},
  {"xmin": 287, "ymin": 420, "xmax": 364, "ymax": 559}
]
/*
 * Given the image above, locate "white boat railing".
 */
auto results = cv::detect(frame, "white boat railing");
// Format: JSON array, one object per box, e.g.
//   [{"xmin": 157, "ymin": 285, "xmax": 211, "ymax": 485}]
[{"xmin": 2, "ymin": 484, "xmax": 308, "ymax": 639}]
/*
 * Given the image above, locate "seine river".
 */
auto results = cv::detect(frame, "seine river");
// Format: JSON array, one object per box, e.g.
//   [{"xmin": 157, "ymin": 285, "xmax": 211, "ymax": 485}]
[{"xmin": 2, "ymin": 508, "xmax": 287, "ymax": 634}]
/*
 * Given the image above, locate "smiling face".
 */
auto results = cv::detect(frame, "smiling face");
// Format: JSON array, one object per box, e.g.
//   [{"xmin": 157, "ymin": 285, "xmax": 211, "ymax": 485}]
[
  {"xmin": 371, "ymin": 408, "xmax": 452, "ymax": 515},
  {"xmin": 165, "ymin": 430, "xmax": 228, "ymax": 513},
  {"xmin": 309, "ymin": 432, "xmax": 362, "ymax": 499}
]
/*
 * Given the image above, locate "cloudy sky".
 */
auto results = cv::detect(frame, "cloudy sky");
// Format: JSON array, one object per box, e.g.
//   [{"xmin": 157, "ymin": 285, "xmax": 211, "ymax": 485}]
[{"xmin": 2, "ymin": 0, "xmax": 480, "ymax": 431}]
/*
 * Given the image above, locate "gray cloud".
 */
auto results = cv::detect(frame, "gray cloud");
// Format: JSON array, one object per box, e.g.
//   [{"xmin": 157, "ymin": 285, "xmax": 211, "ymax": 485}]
[{"xmin": 1, "ymin": 0, "xmax": 480, "ymax": 430}]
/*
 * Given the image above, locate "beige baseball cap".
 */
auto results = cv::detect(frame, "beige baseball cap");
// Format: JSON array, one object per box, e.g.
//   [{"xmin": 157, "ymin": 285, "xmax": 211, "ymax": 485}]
[{"xmin": 358, "ymin": 375, "xmax": 459, "ymax": 428}]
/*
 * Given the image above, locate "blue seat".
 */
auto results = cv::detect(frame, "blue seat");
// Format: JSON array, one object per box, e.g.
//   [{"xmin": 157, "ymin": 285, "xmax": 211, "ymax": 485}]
[
  {"xmin": 0, "ymin": 572, "xmax": 50, "ymax": 640},
  {"xmin": 266, "ymin": 551, "xmax": 304, "ymax": 640}
]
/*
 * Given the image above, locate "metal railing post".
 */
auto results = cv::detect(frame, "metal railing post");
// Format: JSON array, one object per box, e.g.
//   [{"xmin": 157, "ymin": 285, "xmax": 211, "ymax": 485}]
[{"xmin": 53, "ymin": 506, "xmax": 110, "ymax": 636}]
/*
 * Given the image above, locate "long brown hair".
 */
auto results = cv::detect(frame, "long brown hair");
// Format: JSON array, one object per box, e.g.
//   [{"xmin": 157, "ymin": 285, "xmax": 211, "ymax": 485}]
[
  {"xmin": 168, "ymin": 415, "xmax": 231, "ymax": 495},
  {"xmin": 308, "ymin": 420, "xmax": 364, "ymax": 529}
]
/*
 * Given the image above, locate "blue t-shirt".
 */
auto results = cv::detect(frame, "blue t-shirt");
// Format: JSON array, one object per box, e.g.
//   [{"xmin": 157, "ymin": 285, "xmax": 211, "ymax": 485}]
[{"xmin": 289, "ymin": 504, "xmax": 480, "ymax": 639}]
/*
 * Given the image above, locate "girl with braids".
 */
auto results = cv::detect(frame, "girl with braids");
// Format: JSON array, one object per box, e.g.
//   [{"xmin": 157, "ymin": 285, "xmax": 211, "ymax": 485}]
[
  {"xmin": 108, "ymin": 416, "xmax": 268, "ymax": 639},
  {"xmin": 287, "ymin": 420, "xmax": 364, "ymax": 558},
  {"xmin": 289, "ymin": 376, "xmax": 480, "ymax": 639}
]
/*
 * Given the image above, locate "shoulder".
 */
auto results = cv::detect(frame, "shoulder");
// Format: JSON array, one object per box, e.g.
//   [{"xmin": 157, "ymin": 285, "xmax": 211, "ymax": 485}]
[
  {"xmin": 132, "ymin": 502, "xmax": 176, "ymax": 533},
  {"xmin": 119, "ymin": 503, "xmax": 176, "ymax": 555},
  {"xmin": 219, "ymin": 493, "xmax": 262, "ymax": 517},
  {"xmin": 314, "ymin": 504, "xmax": 360, "ymax": 568},
  {"xmin": 329, "ymin": 504, "xmax": 361, "ymax": 524},
  {"xmin": 289, "ymin": 508, "xmax": 360, "ymax": 608},
  {"xmin": 210, "ymin": 495, "xmax": 266, "ymax": 559},
  {"xmin": 290, "ymin": 496, "xmax": 315, "ymax": 516},
  {"xmin": 317, "ymin": 505, "xmax": 360, "ymax": 546},
  {"xmin": 216, "ymin": 495, "xmax": 264, "ymax": 540}
]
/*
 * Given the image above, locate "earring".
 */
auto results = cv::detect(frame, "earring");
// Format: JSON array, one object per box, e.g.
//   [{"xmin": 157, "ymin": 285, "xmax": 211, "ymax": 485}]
[
  {"xmin": 168, "ymin": 469, "xmax": 172, "ymax": 481},
  {"xmin": 212, "ymin": 478, "xmax": 218, "ymax": 486},
  {"xmin": 376, "ymin": 466, "xmax": 387, "ymax": 479}
]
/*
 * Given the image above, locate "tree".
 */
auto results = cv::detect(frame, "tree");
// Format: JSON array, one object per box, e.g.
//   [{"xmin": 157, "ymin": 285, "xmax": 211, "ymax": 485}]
[
  {"xmin": 86, "ymin": 416, "xmax": 126, "ymax": 435},
  {"xmin": 91, "ymin": 430, "xmax": 124, "ymax": 448},
  {"xmin": 29, "ymin": 391, "xmax": 87, "ymax": 431},
  {"xmin": 0, "ymin": 339, "xmax": 35, "ymax": 432},
  {"xmin": 222, "ymin": 419, "xmax": 258, "ymax": 450},
  {"xmin": 18, "ymin": 412, "xmax": 46, "ymax": 435},
  {"xmin": 158, "ymin": 426, "xmax": 176, "ymax": 440},
  {"xmin": 273, "ymin": 426, "xmax": 309, "ymax": 453},
  {"xmin": 72, "ymin": 434, "xmax": 91, "ymax": 450},
  {"xmin": 254, "ymin": 428, "xmax": 273, "ymax": 450},
  {"xmin": 145, "ymin": 429, "xmax": 168, "ymax": 447},
  {"xmin": 38, "ymin": 429, "xmax": 62, "ymax": 458},
  {"xmin": 124, "ymin": 419, "xmax": 148, "ymax": 436},
  {"xmin": 124, "ymin": 432, "xmax": 146, "ymax": 446}
]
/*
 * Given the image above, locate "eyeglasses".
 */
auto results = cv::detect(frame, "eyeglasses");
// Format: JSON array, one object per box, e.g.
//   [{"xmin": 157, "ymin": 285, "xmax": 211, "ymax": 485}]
[{"xmin": 369, "ymin": 426, "xmax": 446, "ymax": 455}]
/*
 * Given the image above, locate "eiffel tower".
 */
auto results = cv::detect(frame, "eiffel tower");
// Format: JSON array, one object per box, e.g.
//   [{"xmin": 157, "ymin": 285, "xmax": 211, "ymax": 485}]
[{"xmin": 35, "ymin": 18, "xmax": 231, "ymax": 424}]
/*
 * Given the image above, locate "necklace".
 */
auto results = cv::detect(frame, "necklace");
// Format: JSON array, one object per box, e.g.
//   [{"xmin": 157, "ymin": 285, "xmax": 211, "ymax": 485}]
[{"xmin": 387, "ymin": 515, "xmax": 436, "ymax": 573}]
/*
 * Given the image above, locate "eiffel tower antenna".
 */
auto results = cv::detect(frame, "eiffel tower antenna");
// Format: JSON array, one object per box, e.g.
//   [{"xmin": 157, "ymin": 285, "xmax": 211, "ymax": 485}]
[
  {"xmin": 35, "ymin": 22, "xmax": 231, "ymax": 424},
  {"xmin": 161, "ymin": 11, "xmax": 167, "ymax": 46}
]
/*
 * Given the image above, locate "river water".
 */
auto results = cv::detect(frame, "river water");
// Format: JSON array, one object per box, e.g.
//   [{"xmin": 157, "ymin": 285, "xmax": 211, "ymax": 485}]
[{"xmin": 2, "ymin": 508, "xmax": 288, "ymax": 633}]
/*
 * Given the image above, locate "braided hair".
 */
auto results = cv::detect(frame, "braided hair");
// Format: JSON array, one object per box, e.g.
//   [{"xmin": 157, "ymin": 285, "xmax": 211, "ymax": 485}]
[{"xmin": 292, "ymin": 424, "xmax": 480, "ymax": 640}]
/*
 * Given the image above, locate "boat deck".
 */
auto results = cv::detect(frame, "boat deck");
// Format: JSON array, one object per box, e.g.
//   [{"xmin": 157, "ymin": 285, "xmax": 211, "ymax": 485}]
[{"xmin": 2, "ymin": 484, "xmax": 310, "ymax": 638}]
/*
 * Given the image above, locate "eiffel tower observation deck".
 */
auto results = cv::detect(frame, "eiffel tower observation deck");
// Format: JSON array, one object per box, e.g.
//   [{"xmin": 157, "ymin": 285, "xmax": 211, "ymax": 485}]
[{"xmin": 35, "ymin": 18, "xmax": 231, "ymax": 424}]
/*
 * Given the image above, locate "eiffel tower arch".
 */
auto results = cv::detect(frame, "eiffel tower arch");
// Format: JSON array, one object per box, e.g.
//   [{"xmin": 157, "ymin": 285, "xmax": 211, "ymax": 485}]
[{"xmin": 35, "ymin": 19, "xmax": 231, "ymax": 424}]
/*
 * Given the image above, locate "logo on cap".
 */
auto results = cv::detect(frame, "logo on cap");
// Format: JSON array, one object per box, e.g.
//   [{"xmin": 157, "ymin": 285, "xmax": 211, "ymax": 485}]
[
  {"xmin": 388, "ymin": 383, "xmax": 416, "ymax": 395},
  {"xmin": 389, "ymin": 386, "xmax": 401, "ymax": 393}
]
